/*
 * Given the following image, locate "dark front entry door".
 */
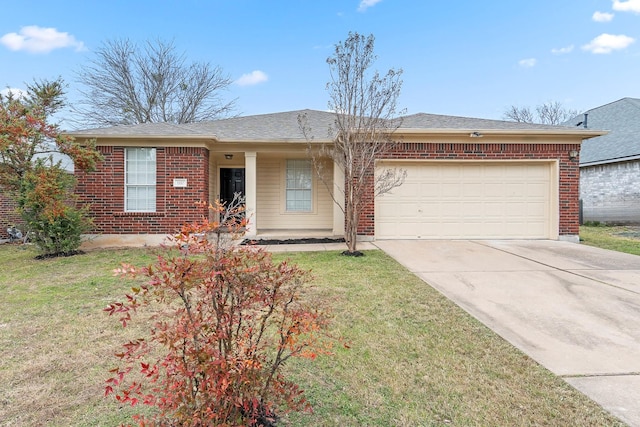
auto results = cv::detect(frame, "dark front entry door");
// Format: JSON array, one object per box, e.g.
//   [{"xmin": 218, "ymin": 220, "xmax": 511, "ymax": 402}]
[{"xmin": 220, "ymin": 168, "xmax": 245, "ymax": 209}]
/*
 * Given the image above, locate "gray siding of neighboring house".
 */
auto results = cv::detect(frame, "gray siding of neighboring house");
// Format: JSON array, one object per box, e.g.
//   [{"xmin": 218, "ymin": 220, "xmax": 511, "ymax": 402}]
[{"xmin": 580, "ymin": 159, "xmax": 640, "ymax": 224}]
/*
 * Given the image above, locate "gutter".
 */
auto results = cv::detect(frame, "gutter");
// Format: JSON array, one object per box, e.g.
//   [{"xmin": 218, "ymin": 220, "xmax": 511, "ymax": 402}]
[{"xmin": 581, "ymin": 153, "xmax": 640, "ymax": 167}]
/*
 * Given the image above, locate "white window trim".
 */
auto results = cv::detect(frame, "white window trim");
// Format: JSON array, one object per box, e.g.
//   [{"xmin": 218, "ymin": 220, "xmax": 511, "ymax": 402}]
[{"xmin": 125, "ymin": 147, "xmax": 157, "ymax": 212}]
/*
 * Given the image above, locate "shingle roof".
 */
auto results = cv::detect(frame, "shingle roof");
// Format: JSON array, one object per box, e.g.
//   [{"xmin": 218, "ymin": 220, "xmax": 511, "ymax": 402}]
[
  {"xmin": 400, "ymin": 113, "xmax": 570, "ymax": 131},
  {"xmin": 182, "ymin": 109, "xmax": 337, "ymax": 141},
  {"xmin": 564, "ymin": 98, "xmax": 640, "ymax": 166},
  {"xmin": 70, "ymin": 121, "xmax": 205, "ymax": 137},
  {"xmin": 68, "ymin": 109, "xmax": 600, "ymax": 141},
  {"xmin": 67, "ymin": 110, "xmax": 335, "ymax": 141}
]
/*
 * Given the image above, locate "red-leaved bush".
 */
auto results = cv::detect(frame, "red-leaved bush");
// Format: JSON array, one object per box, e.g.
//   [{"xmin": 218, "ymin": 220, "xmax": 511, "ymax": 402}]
[{"xmin": 105, "ymin": 199, "xmax": 333, "ymax": 426}]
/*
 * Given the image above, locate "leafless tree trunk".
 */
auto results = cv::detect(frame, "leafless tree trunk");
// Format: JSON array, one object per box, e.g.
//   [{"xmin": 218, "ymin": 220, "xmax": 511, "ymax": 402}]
[
  {"xmin": 74, "ymin": 39, "xmax": 236, "ymax": 127},
  {"xmin": 299, "ymin": 32, "xmax": 406, "ymax": 255},
  {"xmin": 503, "ymin": 101, "xmax": 578, "ymax": 125}
]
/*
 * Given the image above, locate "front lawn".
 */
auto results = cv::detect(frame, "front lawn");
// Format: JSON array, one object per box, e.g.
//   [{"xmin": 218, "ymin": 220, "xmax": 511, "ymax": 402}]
[
  {"xmin": 580, "ymin": 224, "xmax": 640, "ymax": 256},
  {"xmin": 0, "ymin": 244, "xmax": 623, "ymax": 426}
]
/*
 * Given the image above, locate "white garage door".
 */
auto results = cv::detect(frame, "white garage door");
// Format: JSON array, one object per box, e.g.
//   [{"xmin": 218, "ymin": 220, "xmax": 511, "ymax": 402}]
[{"xmin": 375, "ymin": 162, "xmax": 555, "ymax": 239}]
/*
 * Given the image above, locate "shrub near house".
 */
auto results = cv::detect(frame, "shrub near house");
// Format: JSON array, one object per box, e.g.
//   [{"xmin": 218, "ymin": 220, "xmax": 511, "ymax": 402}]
[{"xmin": 105, "ymin": 202, "xmax": 333, "ymax": 426}]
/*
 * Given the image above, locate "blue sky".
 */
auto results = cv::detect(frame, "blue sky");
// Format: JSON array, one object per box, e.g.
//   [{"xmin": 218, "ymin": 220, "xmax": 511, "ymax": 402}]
[{"xmin": 1, "ymin": 0, "xmax": 639, "ymax": 128}]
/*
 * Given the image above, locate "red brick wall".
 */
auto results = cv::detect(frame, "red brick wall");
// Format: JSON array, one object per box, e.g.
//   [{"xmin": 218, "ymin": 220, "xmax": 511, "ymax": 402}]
[
  {"xmin": 75, "ymin": 146, "xmax": 210, "ymax": 234},
  {"xmin": 357, "ymin": 142, "xmax": 581, "ymax": 237},
  {"xmin": 0, "ymin": 191, "xmax": 23, "ymax": 239}
]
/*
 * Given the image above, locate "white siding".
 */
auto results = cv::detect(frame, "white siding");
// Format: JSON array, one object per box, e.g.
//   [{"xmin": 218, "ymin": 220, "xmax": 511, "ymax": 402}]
[{"xmin": 256, "ymin": 155, "xmax": 333, "ymax": 230}]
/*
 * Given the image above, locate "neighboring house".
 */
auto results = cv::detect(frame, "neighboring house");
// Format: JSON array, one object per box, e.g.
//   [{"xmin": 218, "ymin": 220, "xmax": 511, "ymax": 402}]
[
  {"xmin": 67, "ymin": 109, "xmax": 602, "ymax": 245},
  {"xmin": 565, "ymin": 98, "xmax": 640, "ymax": 224}
]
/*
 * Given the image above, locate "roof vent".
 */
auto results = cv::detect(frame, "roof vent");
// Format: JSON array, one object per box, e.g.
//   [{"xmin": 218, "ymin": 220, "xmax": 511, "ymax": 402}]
[{"xmin": 576, "ymin": 113, "xmax": 588, "ymax": 128}]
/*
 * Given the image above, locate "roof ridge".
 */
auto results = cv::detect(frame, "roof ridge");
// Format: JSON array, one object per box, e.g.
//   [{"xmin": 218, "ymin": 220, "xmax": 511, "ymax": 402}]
[{"xmin": 584, "ymin": 97, "xmax": 640, "ymax": 114}]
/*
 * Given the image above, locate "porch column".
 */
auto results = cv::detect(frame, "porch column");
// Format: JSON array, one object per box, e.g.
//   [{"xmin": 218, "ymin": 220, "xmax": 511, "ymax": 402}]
[
  {"xmin": 244, "ymin": 151, "xmax": 257, "ymax": 237},
  {"xmin": 332, "ymin": 160, "xmax": 345, "ymax": 236}
]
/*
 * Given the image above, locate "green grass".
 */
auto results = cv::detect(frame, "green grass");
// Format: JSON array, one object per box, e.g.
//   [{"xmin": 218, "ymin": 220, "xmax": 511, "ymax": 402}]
[
  {"xmin": 580, "ymin": 224, "xmax": 640, "ymax": 255},
  {"xmin": 0, "ymin": 245, "xmax": 624, "ymax": 426}
]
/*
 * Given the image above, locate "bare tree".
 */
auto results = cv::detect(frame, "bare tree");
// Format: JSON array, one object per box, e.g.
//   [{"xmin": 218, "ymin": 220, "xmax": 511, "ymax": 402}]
[
  {"xmin": 503, "ymin": 105, "xmax": 535, "ymax": 123},
  {"xmin": 299, "ymin": 32, "xmax": 406, "ymax": 255},
  {"xmin": 74, "ymin": 39, "xmax": 236, "ymax": 126},
  {"xmin": 503, "ymin": 101, "xmax": 578, "ymax": 125},
  {"xmin": 536, "ymin": 101, "xmax": 578, "ymax": 125}
]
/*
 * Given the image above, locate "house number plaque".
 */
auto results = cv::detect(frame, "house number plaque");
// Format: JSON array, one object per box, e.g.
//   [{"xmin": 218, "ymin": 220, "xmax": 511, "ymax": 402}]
[{"xmin": 173, "ymin": 178, "xmax": 188, "ymax": 188}]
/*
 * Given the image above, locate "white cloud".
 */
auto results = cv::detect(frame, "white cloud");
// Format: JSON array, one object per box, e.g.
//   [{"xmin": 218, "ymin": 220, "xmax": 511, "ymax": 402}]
[
  {"xmin": 235, "ymin": 70, "xmax": 268, "ymax": 87},
  {"xmin": 518, "ymin": 58, "xmax": 537, "ymax": 68},
  {"xmin": 551, "ymin": 45, "xmax": 574, "ymax": 55},
  {"xmin": 0, "ymin": 87, "xmax": 27, "ymax": 98},
  {"xmin": 358, "ymin": 0, "xmax": 382, "ymax": 12},
  {"xmin": 592, "ymin": 11, "xmax": 615, "ymax": 22},
  {"xmin": 613, "ymin": 0, "xmax": 640, "ymax": 13},
  {"xmin": 1, "ymin": 26, "xmax": 85, "ymax": 54},
  {"xmin": 582, "ymin": 33, "xmax": 635, "ymax": 53}
]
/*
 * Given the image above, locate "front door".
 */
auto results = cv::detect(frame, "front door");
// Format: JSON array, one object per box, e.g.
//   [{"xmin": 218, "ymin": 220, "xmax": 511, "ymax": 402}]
[{"xmin": 220, "ymin": 168, "xmax": 245, "ymax": 210}]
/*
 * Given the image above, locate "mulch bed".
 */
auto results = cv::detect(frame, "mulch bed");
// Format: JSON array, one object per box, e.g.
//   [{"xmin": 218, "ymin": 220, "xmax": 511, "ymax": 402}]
[
  {"xmin": 241, "ymin": 237, "xmax": 345, "ymax": 246},
  {"xmin": 34, "ymin": 250, "xmax": 84, "ymax": 260}
]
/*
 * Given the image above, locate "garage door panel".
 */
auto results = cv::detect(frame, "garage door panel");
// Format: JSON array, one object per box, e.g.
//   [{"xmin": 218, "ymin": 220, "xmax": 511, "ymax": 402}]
[
  {"xmin": 525, "ymin": 203, "xmax": 548, "ymax": 217},
  {"xmin": 378, "ymin": 203, "xmax": 418, "ymax": 218},
  {"xmin": 526, "ymin": 183, "xmax": 549, "ymax": 197},
  {"xmin": 462, "ymin": 183, "xmax": 486, "ymax": 196},
  {"xmin": 376, "ymin": 162, "xmax": 554, "ymax": 239},
  {"xmin": 392, "ymin": 181, "xmax": 421, "ymax": 196}
]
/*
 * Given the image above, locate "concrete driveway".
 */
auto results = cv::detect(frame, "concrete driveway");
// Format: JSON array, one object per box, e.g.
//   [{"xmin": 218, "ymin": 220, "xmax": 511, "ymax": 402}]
[{"xmin": 374, "ymin": 239, "xmax": 640, "ymax": 427}]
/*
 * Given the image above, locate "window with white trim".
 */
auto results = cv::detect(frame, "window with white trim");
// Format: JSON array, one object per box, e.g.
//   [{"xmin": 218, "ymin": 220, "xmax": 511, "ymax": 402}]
[
  {"xmin": 125, "ymin": 148, "xmax": 156, "ymax": 212},
  {"xmin": 285, "ymin": 159, "xmax": 312, "ymax": 212}
]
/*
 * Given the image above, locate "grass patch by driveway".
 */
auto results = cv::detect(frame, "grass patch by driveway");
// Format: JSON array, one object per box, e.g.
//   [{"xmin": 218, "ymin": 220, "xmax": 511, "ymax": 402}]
[
  {"xmin": 0, "ymin": 245, "xmax": 623, "ymax": 426},
  {"xmin": 580, "ymin": 224, "xmax": 640, "ymax": 256}
]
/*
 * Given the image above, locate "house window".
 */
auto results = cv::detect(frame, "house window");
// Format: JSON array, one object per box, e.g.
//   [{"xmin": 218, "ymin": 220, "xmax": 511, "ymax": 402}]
[
  {"xmin": 125, "ymin": 148, "xmax": 156, "ymax": 212},
  {"xmin": 286, "ymin": 159, "xmax": 312, "ymax": 212}
]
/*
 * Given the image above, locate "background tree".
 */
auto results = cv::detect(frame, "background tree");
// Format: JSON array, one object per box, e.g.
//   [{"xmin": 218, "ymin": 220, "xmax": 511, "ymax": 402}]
[
  {"xmin": 299, "ymin": 32, "xmax": 406, "ymax": 256},
  {"xmin": 503, "ymin": 101, "xmax": 578, "ymax": 125},
  {"xmin": 74, "ymin": 38, "xmax": 236, "ymax": 126},
  {"xmin": 0, "ymin": 78, "xmax": 101, "ymax": 254},
  {"xmin": 0, "ymin": 78, "xmax": 101, "ymax": 191}
]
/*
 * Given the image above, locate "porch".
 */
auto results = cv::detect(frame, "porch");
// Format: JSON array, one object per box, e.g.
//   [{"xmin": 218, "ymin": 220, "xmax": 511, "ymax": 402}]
[{"xmin": 210, "ymin": 150, "xmax": 345, "ymax": 239}]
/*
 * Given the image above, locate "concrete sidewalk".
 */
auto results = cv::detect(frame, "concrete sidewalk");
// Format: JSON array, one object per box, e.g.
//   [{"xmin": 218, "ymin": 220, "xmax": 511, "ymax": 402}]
[{"xmin": 374, "ymin": 239, "xmax": 640, "ymax": 427}]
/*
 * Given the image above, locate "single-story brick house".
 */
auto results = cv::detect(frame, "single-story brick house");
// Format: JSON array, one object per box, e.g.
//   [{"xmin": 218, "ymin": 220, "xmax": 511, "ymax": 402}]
[
  {"xmin": 67, "ymin": 109, "xmax": 602, "ymax": 245},
  {"xmin": 565, "ymin": 98, "xmax": 640, "ymax": 224}
]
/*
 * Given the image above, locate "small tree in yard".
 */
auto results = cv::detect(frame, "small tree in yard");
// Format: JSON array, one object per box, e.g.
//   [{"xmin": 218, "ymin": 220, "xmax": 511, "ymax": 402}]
[
  {"xmin": 0, "ymin": 78, "xmax": 101, "ymax": 255},
  {"xmin": 299, "ymin": 32, "xmax": 406, "ymax": 256},
  {"xmin": 18, "ymin": 161, "xmax": 93, "ymax": 256},
  {"xmin": 105, "ymin": 199, "xmax": 333, "ymax": 426}
]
